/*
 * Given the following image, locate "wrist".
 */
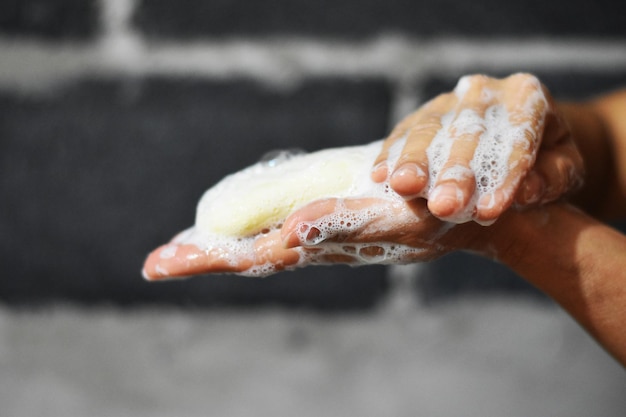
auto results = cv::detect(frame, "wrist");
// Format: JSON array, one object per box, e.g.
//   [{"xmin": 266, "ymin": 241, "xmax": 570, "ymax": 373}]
[
  {"xmin": 483, "ymin": 203, "xmax": 626, "ymax": 365},
  {"xmin": 457, "ymin": 209, "xmax": 531, "ymax": 264},
  {"xmin": 469, "ymin": 206, "xmax": 560, "ymax": 274}
]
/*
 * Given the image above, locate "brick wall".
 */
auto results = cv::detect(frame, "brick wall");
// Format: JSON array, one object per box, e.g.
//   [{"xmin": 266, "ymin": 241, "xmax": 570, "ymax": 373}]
[{"xmin": 2, "ymin": 0, "xmax": 626, "ymax": 309}]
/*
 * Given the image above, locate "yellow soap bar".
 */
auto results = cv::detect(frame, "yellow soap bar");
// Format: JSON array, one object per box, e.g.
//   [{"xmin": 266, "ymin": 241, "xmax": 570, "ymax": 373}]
[{"xmin": 195, "ymin": 143, "xmax": 380, "ymax": 237}]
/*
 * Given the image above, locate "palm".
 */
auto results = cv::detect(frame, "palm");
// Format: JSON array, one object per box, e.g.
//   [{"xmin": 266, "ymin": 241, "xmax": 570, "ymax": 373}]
[
  {"xmin": 281, "ymin": 197, "xmax": 483, "ymax": 259},
  {"xmin": 143, "ymin": 196, "xmax": 484, "ymax": 280}
]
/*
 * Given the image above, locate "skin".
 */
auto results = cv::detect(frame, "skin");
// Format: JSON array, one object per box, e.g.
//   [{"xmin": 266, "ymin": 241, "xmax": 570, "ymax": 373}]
[
  {"xmin": 143, "ymin": 74, "xmax": 626, "ymax": 365},
  {"xmin": 371, "ymin": 73, "xmax": 584, "ymax": 222}
]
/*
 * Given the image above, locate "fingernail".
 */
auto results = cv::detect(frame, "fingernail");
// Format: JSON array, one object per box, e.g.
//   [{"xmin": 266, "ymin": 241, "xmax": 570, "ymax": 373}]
[
  {"xmin": 391, "ymin": 163, "xmax": 424, "ymax": 181},
  {"xmin": 389, "ymin": 163, "xmax": 427, "ymax": 199},
  {"xmin": 477, "ymin": 192, "xmax": 497, "ymax": 211},
  {"xmin": 141, "ymin": 268, "xmax": 153, "ymax": 281},
  {"xmin": 371, "ymin": 162, "xmax": 388, "ymax": 182},
  {"xmin": 430, "ymin": 184, "xmax": 464, "ymax": 211},
  {"xmin": 282, "ymin": 230, "xmax": 300, "ymax": 249}
]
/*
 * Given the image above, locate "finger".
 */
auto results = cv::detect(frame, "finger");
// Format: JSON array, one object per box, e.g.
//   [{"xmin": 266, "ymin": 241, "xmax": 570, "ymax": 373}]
[
  {"xmin": 282, "ymin": 196, "xmax": 438, "ymax": 250},
  {"xmin": 475, "ymin": 138, "xmax": 535, "ymax": 222},
  {"xmin": 143, "ymin": 231, "xmax": 303, "ymax": 280},
  {"xmin": 143, "ymin": 243, "xmax": 254, "ymax": 280},
  {"xmin": 499, "ymin": 73, "xmax": 553, "ymax": 127},
  {"xmin": 427, "ymin": 79, "xmax": 494, "ymax": 218},
  {"xmin": 475, "ymin": 142, "xmax": 536, "ymax": 224},
  {"xmin": 374, "ymin": 93, "xmax": 455, "ymax": 187},
  {"xmin": 388, "ymin": 117, "xmax": 434, "ymax": 198},
  {"xmin": 503, "ymin": 73, "xmax": 548, "ymax": 146},
  {"xmin": 538, "ymin": 99, "xmax": 570, "ymax": 148},
  {"xmin": 389, "ymin": 98, "xmax": 456, "ymax": 196},
  {"xmin": 474, "ymin": 75, "xmax": 547, "ymax": 222},
  {"xmin": 501, "ymin": 75, "xmax": 581, "ymax": 208},
  {"xmin": 388, "ymin": 160, "xmax": 428, "ymax": 198},
  {"xmin": 427, "ymin": 124, "xmax": 479, "ymax": 219},
  {"xmin": 252, "ymin": 232, "xmax": 302, "ymax": 268},
  {"xmin": 371, "ymin": 116, "xmax": 414, "ymax": 182},
  {"xmin": 515, "ymin": 140, "xmax": 584, "ymax": 206},
  {"xmin": 514, "ymin": 169, "xmax": 545, "ymax": 206}
]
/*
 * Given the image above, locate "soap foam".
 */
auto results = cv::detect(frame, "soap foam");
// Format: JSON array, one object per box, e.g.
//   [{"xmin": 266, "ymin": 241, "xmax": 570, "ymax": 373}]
[
  {"xmin": 167, "ymin": 138, "xmax": 431, "ymax": 277},
  {"xmin": 151, "ymin": 91, "xmax": 545, "ymax": 278},
  {"xmin": 194, "ymin": 141, "xmax": 389, "ymax": 237},
  {"xmin": 416, "ymin": 103, "xmax": 540, "ymax": 224},
  {"xmin": 453, "ymin": 75, "xmax": 472, "ymax": 101}
]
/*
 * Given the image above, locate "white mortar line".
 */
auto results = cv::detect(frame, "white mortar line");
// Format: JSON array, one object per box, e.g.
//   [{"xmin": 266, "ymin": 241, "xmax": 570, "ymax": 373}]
[
  {"xmin": 0, "ymin": 36, "xmax": 625, "ymax": 92},
  {"xmin": 97, "ymin": 0, "xmax": 144, "ymax": 72},
  {"xmin": 429, "ymin": 38, "xmax": 626, "ymax": 73}
]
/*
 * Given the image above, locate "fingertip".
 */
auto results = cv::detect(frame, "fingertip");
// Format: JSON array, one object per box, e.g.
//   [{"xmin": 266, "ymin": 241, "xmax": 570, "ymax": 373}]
[
  {"xmin": 389, "ymin": 163, "xmax": 427, "ymax": 197},
  {"xmin": 142, "ymin": 267, "xmax": 159, "ymax": 281},
  {"xmin": 142, "ymin": 246, "xmax": 171, "ymax": 280},
  {"xmin": 142, "ymin": 268, "xmax": 155, "ymax": 281},
  {"xmin": 371, "ymin": 162, "xmax": 388, "ymax": 183},
  {"xmin": 428, "ymin": 184, "xmax": 465, "ymax": 218},
  {"xmin": 476, "ymin": 191, "xmax": 509, "ymax": 222},
  {"xmin": 549, "ymin": 154, "xmax": 581, "ymax": 201},
  {"xmin": 515, "ymin": 170, "xmax": 544, "ymax": 206},
  {"xmin": 282, "ymin": 229, "xmax": 302, "ymax": 249},
  {"xmin": 280, "ymin": 215, "xmax": 299, "ymax": 245}
]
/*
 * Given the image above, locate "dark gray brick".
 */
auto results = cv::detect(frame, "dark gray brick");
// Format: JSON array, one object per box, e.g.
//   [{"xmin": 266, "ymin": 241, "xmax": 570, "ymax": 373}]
[
  {"xmin": 417, "ymin": 70, "xmax": 626, "ymax": 303},
  {"xmin": 0, "ymin": 0, "xmax": 98, "ymax": 39},
  {"xmin": 135, "ymin": 0, "xmax": 626, "ymax": 39},
  {"xmin": 0, "ymin": 77, "xmax": 392, "ymax": 309}
]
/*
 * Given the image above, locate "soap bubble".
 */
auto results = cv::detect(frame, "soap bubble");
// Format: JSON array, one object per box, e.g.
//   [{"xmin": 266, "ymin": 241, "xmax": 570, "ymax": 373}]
[{"xmin": 259, "ymin": 148, "xmax": 307, "ymax": 167}]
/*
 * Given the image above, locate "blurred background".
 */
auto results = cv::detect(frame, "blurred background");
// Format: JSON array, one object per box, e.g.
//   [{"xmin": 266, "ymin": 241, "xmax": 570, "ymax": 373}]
[{"xmin": 1, "ymin": 0, "xmax": 626, "ymax": 416}]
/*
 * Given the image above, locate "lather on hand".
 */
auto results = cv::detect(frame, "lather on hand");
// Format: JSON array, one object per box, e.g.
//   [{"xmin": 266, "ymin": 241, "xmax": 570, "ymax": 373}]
[
  {"xmin": 143, "ymin": 73, "xmax": 584, "ymax": 279},
  {"xmin": 370, "ymin": 73, "xmax": 583, "ymax": 223}
]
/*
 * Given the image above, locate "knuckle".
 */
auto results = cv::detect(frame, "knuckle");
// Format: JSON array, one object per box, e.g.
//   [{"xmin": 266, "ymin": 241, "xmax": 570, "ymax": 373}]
[
  {"xmin": 408, "ymin": 120, "xmax": 442, "ymax": 139},
  {"xmin": 465, "ymin": 74, "xmax": 490, "ymax": 85},
  {"xmin": 508, "ymin": 72, "xmax": 540, "ymax": 87},
  {"xmin": 454, "ymin": 75, "xmax": 490, "ymax": 101},
  {"xmin": 450, "ymin": 110, "xmax": 486, "ymax": 138},
  {"xmin": 439, "ymin": 163, "xmax": 474, "ymax": 183},
  {"xmin": 396, "ymin": 152, "xmax": 423, "ymax": 165},
  {"xmin": 373, "ymin": 153, "xmax": 388, "ymax": 166},
  {"xmin": 425, "ymin": 92, "xmax": 456, "ymax": 111}
]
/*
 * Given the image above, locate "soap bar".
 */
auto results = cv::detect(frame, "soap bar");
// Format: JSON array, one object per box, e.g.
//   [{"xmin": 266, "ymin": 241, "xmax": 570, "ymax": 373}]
[{"xmin": 195, "ymin": 141, "xmax": 382, "ymax": 237}]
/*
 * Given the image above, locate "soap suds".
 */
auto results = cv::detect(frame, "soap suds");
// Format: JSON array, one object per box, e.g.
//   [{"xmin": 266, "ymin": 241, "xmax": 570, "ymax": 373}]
[
  {"xmin": 453, "ymin": 75, "xmax": 472, "ymax": 101},
  {"xmin": 451, "ymin": 109, "xmax": 486, "ymax": 138},
  {"xmin": 438, "ymin": 164, "xmax": 474, "ymax": 183},
  {"xmin": 168, "ymin": 139, "xmax": 430, "ymax": 277},
  {"xmin": 417, "ymin": 103, "xmax": 539, "ymax": 224},
  {"xmin": 146, "ymin": 88, "xmax": 547, "ymax": 278}
]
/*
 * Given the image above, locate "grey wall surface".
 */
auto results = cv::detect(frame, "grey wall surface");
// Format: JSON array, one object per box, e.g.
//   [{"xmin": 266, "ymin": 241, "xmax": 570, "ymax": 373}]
[{"xmin": 1, "ymin": 0, "xmax": 626, "ymax": 308}]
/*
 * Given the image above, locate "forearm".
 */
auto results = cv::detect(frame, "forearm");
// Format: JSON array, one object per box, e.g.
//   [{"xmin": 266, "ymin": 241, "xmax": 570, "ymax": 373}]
[
  {"xmin": 487, "ymin": 204, "xmax": 626, "ymax": 365},
  {"xmin": 559, "ymin": 90, "xmax": 626, "ymax": 219}
]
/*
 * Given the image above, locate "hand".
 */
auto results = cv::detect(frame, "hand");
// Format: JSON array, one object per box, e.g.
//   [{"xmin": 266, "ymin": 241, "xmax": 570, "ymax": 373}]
[
  {"xmin": 372, "ymin": 73, "xmax": 584, "ymax": 224},
  {"xmin": 143, "ymin": 229, "xmax": 302, "ymax": 279},
  {"xmin": 280, "ymin": 196, "xmax": 490, "ymax": 263},
  {"xmin": 142, "ymin": 196, "xmax": 489, "ymax": 280},
  {"xmin": 142, "ymin": 196, "xmax": 423, "ymax": 280}
]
